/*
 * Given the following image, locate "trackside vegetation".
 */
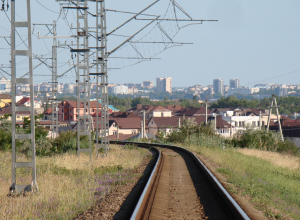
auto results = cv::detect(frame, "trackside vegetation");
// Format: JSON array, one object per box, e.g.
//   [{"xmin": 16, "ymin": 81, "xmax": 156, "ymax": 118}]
[
  {"xmin": 0, "ymin": 118, "xmax": 90, "ymax": 156},
  {"xmin": 0, "ymin": 116, "xmax": 153, "ymax": 219},
  {"xmin": 0, "ymin": 144, "xmax": 152, "ymax": 219},
  {"xmin": 164, "ymin": 118, "xmax": 300, "ymax": 219}
]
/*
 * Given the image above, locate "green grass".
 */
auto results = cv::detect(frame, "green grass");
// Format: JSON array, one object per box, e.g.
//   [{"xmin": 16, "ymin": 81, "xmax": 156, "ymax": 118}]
[
  {"xmin": 186, "ymin": 145, "xmax": 300, "ymax": 219},
  {"xmin": 0, "ymin": 145, "xmax": 152, "ymax": 220}
]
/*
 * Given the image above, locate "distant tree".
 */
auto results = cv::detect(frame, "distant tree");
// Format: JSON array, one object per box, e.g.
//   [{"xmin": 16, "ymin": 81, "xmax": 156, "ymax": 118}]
[{"xmin": 193, "ymin": 95, "xmax": 198, "ymax": 102}]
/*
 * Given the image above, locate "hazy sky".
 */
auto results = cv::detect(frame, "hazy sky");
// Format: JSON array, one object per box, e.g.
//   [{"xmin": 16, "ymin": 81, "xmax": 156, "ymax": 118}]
[{"xmin": 0, "ymin": 0, "xmax": 300, "ymax": 88}]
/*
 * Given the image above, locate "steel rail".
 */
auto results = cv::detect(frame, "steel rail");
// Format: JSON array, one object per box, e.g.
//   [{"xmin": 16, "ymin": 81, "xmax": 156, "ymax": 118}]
[{"xmin": 110, "ymin": 141, "xmax": 250, "ymax": 220}]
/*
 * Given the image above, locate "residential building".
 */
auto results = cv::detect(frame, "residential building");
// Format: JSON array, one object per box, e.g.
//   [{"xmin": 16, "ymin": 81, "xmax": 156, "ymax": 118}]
[
  {"xmin": 0, "ymin": 77, "xmax": 10, "ymax": 93},
  {"xmin": 17, "ymin": 96, "xmax": 41, "ymax": 109},
  {"xmin": 58, "ymin": 101, "xmax": 100, "ymax": 122},
  {"xmin": 213, "ymin": 78, "xmax": 224, "ymax": 95},
  {"xmin": 127, "ymin": 104, "xmax": 172, "ymax": 119},
  {"xmin": 269, "ymin": 117, "xmax": 300, "ymax": 146},
  {"xmin": 143, "ymin": 81, "xmax": 154, "ymax": 88},
  {"xmin": 110, "ymin": 85, "xmax": 128, "ymax": 94},
  {"xmin": 0, "ymin": 94, "xmax": 11, "ymax": 108},
  {"xmin": 127, "ymin": 87, "xmax": 139, "ymax": 94},
  {"xmin": 275, "ymin": 85, "xmax": 288, "ymax": 97},
  {"xmin": 214, "ymin": 107, "xmax": 278, "ymax": 135},
  {"xmin": 156, "ymin": 77, "xmax": 172, "ymax": 93},
  {"xmin": 165, "ymin": 105, "xmax": 185, "ymax": 116},
  {"xmin": 147, "ymin": 115, "xmax": 232, "ymax": 137},
  {"xmin": 177, "ymin": 107, "xmax": 212, "ymax": 117},
  {"xmin": 0, "ymin": 105, "xmax": 38, "ymax": 122},
  {"xmin": 227, "ymin": 87, "xmax": 259, "ymax": 96},
  {"xmin": 109, "ymin": 117, "xmax": 147, "ymax": 136},
  {"xmin": 230, "ymin": 78, "xmax": 240, "ymax": 88},
  {"xmin": 124, "ymin": 83, "xmax": 142, "ymax": 89}
]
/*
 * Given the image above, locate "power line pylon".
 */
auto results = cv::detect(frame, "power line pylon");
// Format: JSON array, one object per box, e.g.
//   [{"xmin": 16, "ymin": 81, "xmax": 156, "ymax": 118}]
[
  {"xmin": 10, "ymin": 0, "xmax": 38, "ymax": 194},
  {"xmin": 95, "ymin": 0, "xmax": 109, "ymax": 156}
]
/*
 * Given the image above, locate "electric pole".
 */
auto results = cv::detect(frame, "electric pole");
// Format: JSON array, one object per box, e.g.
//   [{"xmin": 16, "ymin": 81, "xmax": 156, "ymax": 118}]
[
  {"xmin": 10, "ymin": 0, "xmax": 38, "ymax": 194},
  {"xmin": 266, "ymin": 95, "xmax": 284, "ymax": 141},
  {"xmin": 51, "ymin": 21, "xmax": 59, "ymax": 139},
  {"xmin": 95, "ymin": 0, "xmax": 109, "ymax": 156}
]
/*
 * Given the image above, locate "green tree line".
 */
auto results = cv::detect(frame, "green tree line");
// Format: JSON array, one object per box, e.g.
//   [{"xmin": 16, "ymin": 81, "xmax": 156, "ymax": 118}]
[{"xmin": 210, "ymin": 96, "xmax": 300, "ymax": 115}]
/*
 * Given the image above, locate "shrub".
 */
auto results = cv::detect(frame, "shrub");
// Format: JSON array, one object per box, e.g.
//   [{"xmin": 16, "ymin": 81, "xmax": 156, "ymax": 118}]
[
  {"xmin": 276, "ymin": 140, "xmax": 299, "ymax": 155},
  {"xmin": 51, "ymin": 131, "xmax": 90, "ymax": 155}
]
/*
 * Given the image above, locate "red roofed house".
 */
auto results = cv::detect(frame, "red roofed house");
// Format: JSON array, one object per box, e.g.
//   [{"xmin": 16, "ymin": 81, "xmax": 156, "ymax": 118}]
[
  {"xmin": 127, "ymin": 104, "xmax": 172, "ymax": 119},
  {"xmin": 148, "ymin": 115, "xmax": 233, "ymax": 137},
  {"xmin": 17, "ymin": 96, "xmax": 41, "ymax": 108},
  {"xmin": 109, "ymin": 117, "xmax": 147, "ymax": 136},
  {"xmin": 58, "ymin": 101, "xmax": 101, "ymax": 122},
  {"xmin": 0, "ymin": 105, "xmax": 38, "ymax": 122},
  {"xmin": 177, "ymin": 107, "xmax": 212, "ymax": 117},
  {"xmin": 165, "ymin": 105, "xmax": 185, "ymax": 116}
]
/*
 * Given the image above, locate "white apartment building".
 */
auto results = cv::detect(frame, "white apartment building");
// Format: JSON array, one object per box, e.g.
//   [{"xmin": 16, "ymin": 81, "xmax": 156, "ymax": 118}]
[
  {"xmin": 227, "ymin": 87, "xmax": 259, "ymax": 96},
  {"xmin": 156, "ymin": 77, "xmax": 172, "ymax": 93},
  {"xmin": 113, "ymin": 85, "xmax": 128, "ymax": 94},
  {"xmin": 0, "ymin": 77, "xmax": 10, "ymax": 93}
]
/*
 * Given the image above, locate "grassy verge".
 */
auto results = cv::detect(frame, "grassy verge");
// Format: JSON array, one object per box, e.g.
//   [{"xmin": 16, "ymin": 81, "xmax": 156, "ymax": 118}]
[
  {"xmin": 0, "ymin": 144, "xmax": 152, "ymax": 219},
  {"xmin": 184, "ymin": 144, "xmax": 300, "ymax": 219}
]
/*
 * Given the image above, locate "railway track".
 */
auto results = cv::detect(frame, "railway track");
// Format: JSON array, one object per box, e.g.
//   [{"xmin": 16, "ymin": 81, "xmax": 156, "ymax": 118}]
[{"xmin": 111, "ymin": 141, "xmax": 250, "ymax": 220}]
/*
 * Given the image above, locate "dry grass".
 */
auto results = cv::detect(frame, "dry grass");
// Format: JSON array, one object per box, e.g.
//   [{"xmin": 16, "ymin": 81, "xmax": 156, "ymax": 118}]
[
  {"xmin": 237, "ymin": 148, "xmax": 300, "ymax": 170},
  {"xmin": 184, "ymin": 144, "xmax": 300, "ymax": 219},
  {"xmin": 0, "ymin": 144, "xmax": 151, "ymax": 220}
]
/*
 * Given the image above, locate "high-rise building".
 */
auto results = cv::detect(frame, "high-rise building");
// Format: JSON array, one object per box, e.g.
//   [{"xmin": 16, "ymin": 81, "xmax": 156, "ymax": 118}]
[
  {"xmin": 156, "ymin": 77, "xmax": 172, "ymax": 93},
  {"xmin": 275, "ymin": 85, "xmax": 288, "ymax": 97},
  {"xmin": 213, "ymin": 78, "xmax": 224, "ymax": 95},
  {"xmin": 230, "ymin": 78, "xmax": 240, "ymax": 88}
]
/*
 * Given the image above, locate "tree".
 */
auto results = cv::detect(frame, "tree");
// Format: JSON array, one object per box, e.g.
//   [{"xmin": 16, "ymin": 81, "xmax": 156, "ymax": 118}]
[{"xmin": 193, "ymin": 95, "xmax": 198, "ymax": 102}]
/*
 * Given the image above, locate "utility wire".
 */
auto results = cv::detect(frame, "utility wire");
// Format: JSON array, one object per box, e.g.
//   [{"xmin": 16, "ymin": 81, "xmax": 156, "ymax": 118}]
[
  {"xmin": 244, "ymin": 70, "xmax": 300, "ymax": 86},
  {"xmin": 35, "ymin": 0, "xmax": 60, "ymax": 14},
  {"xmin": 3, "ymin": 10, "xmax": 52, "ymax": 75}
]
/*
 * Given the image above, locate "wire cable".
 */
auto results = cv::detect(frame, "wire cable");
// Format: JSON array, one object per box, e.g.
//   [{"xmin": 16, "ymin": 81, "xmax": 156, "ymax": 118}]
[{"xmin": 35, "ymin": 0, "xmax": 60, "ymax": 14}]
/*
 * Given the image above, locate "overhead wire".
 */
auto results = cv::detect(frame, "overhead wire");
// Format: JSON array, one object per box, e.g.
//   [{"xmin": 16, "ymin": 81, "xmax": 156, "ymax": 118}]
[
  {"xmin": 3, "ymin": 10, "xmax": 52, "ymax": 77},
  {"xmin": 35, "ymin": 0, "xmax": 60, "ymax": 14}
]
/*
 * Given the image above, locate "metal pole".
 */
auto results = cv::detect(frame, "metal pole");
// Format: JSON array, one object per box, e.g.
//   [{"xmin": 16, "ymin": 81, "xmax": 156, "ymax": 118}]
[
  {"xmin": 98, "ymin": 0, "xmax": 109, "ymax": 155},
  {"xmin": 205, "ymin": 99, "xmax": 208, "ymax": 125},
  {"xmin": 10, "ymin": 0, "xmax": 37, "ymax": 194},
  {"xmin": 214, "ymin": 114, "xmax": 217, "ymax": 132},
  {"xmin": 117, "ymin": 124, "xmax": 119, "ymax": 140},
  {"xmin": 274, "ymin": 98, "xmax": 284, "ymax": 141},
  {"xmin": 75, "ymin": 0, "xmax": 92, "ymax": 161},
  {"xmin": 259, "ymin": 111, "xmax": 262, "ymax": 130},
  {"xmin": 51, "ymin": 20, "xmax": 58, "ymax": 139},
  {"xmin": 143, "ymin": 110, "xmax": 146, "ymax": 138},
  {"xmin": 141, "ymin": 121, "xmax": 143, "ymax": 138},
  {"xmin": 230, "ymin": 117, "xmax": 232, "ymax": 137},
  {"xmin": 266, "ymin": 99, "xmax": 273, "ymax": 132}
]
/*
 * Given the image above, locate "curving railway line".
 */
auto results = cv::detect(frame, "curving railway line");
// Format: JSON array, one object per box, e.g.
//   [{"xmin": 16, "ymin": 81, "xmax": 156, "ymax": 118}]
[{"xmin": 110, "ymin": 141, "xmax": 250, "ymax": 220}]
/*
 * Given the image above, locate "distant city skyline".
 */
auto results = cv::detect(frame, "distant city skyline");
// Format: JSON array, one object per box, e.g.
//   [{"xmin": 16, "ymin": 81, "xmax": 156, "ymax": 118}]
[{"xmin": 0, "ymin": 1, "xmax": 300, "ymax": 88}]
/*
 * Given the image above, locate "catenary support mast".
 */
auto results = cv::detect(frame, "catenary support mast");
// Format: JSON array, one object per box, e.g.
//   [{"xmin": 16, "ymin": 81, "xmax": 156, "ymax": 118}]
[
  {"xmin": 75, "ymin": 0, "xmax": 92, "ymax": 160},
  {"xmin": 95, "ymin": 0, "xmax": 109, "ymax": 155},
  {"xmin": 10, "ymin": 0, "xmax": 38, "ymax": 193},
  {"xmin": 51, "ymin": 20, "xmax": 59, "ymax": 139}
]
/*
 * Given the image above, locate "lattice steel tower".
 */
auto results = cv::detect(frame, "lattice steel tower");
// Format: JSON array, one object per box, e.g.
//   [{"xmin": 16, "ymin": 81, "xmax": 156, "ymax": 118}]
[
  {"xmin": 94, "ymin": 0, "xmax": 109, "ymax": 156},
  {"xmin": 10, "ymin": 0, "xmax": 38, "ymax": 193},
  {"xmin": 74, "ymin": 0, "xmax": 92, "ymax": 160},
  {"xmin": 51, "ymin": 20, "xmax": 59, "ymax": 139}
]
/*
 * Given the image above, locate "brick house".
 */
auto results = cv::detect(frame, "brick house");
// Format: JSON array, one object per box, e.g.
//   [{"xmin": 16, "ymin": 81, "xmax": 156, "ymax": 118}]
[{"xmin": 58, "ymin": 101, "xmax": 100, "ymax": 122}]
